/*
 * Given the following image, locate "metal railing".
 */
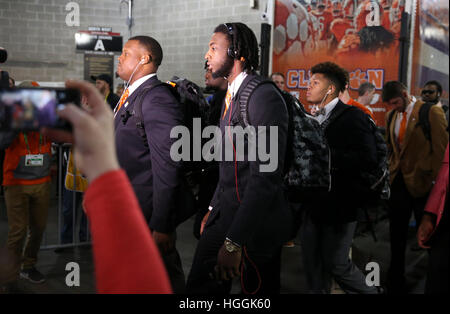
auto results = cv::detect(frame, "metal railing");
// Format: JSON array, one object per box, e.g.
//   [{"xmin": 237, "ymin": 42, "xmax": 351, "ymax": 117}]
[{"xmin": 40, "ymin": 143, "xmax": 91, "ymax": 250}]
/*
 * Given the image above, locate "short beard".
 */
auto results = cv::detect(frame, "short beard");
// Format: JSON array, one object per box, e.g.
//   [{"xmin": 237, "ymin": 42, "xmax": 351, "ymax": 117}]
[{"xmin": 212, "ymin": 56, "xmax": 234, "ymax": 79}]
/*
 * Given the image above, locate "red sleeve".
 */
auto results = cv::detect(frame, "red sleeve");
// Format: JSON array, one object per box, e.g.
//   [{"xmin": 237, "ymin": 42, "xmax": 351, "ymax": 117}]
[
  {"xmin": 84, "ymin": 169, "xmax": 172, "ymax": 294},
  {"xmin": 424, "ymin": 145, "xmax": 449, "ymax": 228}
]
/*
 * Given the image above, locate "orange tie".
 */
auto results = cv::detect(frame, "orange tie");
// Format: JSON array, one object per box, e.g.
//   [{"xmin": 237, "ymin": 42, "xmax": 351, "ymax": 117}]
[
  {"xmin": 398, "ymin": 112, "xmax": 408, "ymax": 145},
  {"xmin": 222, "ymin": 89, "xmax": 232, "ymax": 119},
  {"xmin": 115, "ymin": 88, "xmax": 129, "ymax": 113}
]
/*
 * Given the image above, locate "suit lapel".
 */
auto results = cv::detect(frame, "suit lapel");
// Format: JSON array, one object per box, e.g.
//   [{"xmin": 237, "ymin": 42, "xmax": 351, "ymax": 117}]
[
  {"xmin": 390, "ymin": 110, "xmax": 399, "ymax": 156},
  {"xmin": 399, "ymin": 101, "xmax": 420, "ymax": 156},
  {"xmin": 114, "ymin": 76, "xmax": 159, "ymax": 128}
]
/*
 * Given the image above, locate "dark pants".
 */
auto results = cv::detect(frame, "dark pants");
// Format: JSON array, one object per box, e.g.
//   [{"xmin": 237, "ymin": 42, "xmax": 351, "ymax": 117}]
[
  {"xmin": 300, "ymin": 210, "xmax": 378, "ymax": 294},
  {"xmin": 186, "ymin": 218, "xmax": 283, "ymax": 295},
  {"xmin": 387, "ymin": 173, "xmax": 428, "ymax": 292},
  {"xmin": 61, "ymin": 187, "xmax": 87, "ymax": 244}
]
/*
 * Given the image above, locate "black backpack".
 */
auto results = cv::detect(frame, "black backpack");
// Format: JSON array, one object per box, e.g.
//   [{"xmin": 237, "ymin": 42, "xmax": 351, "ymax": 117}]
[
  {"xmin": 130, "ymin": 76, "xmax": 208, "ymax": 200},
  {"xmin": 361, "ymin": 116, "xmax": 391, "ymax": 200},
  {"xmin": 236, "ymin": 76, "xmax": 331, "ymax": 202}
]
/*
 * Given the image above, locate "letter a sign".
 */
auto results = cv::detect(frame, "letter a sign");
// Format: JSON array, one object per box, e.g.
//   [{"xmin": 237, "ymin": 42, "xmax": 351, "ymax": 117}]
[{"xmin": 94, "ymin": 39, "xmax": 106, "ymax": 51}]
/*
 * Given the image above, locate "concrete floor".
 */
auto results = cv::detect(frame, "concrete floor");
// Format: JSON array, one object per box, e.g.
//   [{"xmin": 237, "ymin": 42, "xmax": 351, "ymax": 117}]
[{"xmin": 0, "ymin": 187, "xmax": 428, "ymax": 294}]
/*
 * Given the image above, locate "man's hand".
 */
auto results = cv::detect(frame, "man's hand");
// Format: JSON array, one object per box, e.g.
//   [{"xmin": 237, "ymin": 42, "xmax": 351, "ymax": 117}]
[
  {"xmin": 417, "ymin": 214, "xmax": 435, "ymax": 249},
  {"xmin": 42, "ymin": 80, "xmax": 119, "ymax": 183},
  {"xmin": 153, "ymin": 231, "xmax": 175, "ymax": 254},
  {"xmin": 214, "ymin": 244, "xmax": 242, "ymax": 281}
]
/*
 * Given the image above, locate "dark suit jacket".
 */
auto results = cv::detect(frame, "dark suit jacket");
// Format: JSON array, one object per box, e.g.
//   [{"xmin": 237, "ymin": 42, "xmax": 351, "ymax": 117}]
[
  {"xmin": 205, "ymin": 74, "xmax": 292, "ymax": 252},
  {"xmin": 311, "ymin": 100, "xmax": 378, "ymax": 224},
  {"xmin": 106, "ymin": 91, "xmax": 120, "ymax": 111},
  {"xmin": 114, "ymin": 75, "xmax": 192, "ymax": 233}
]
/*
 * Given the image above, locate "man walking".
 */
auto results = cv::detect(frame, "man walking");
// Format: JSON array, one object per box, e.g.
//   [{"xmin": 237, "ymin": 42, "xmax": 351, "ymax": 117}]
[
  {"xmin": 187, "ymin": 23, "xmax": 292, "ymax": 294},
  {"xmin": 114, "ymin": 36, "xmax": 194, "ymax": 293},
  {"xmin": 300, "ymin": 62, "xmax": 379, "ymax": 294},
  {"xmin": 382, "ymin": 81, "xmax": 448, "ymax": 293}
]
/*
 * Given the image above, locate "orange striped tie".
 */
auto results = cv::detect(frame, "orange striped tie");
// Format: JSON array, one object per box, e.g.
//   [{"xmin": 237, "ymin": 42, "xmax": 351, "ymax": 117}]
[
  {"xmin": 398, "ymin": 112, "xmax": 408, "ymax": 145},
  {"xmin": 222, "ymin": 89, "xmax": 232, "ymax": 119},
  {"xmin": 115, "ymin": 88, "xmax": 129, "ymax": 113}
]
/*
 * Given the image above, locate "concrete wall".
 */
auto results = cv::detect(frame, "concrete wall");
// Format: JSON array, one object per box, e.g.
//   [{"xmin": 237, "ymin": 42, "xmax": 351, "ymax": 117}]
[{"xmin": 0, "ymin": 0, "xmax": 267, "ymax": 88}]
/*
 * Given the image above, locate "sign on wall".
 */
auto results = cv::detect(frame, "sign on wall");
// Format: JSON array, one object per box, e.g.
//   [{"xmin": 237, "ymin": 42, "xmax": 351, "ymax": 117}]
[{"xmin": 75, "ymin": 30, "xmax": 123, "ymax": 53}]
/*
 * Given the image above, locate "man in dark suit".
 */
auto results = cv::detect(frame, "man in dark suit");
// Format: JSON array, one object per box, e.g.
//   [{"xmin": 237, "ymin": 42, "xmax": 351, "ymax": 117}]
[
  {"xmin": 91, "ymin": 74, "xmax": 120, "ymax": 110},
  {"xmin": 114, "ymin": 36, "xmax": 193, "ymax": 293},
  {"xmin": 300, "ymin": 62, "xmax": 379, "ymax": 294},
  {"xmin": 186, "ymin": 23, "xmax": 292, "ymax": 294}
]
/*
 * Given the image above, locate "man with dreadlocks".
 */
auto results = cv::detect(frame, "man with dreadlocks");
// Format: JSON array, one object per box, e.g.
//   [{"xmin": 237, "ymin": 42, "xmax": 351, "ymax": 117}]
[{"xmin": 186, "ymin": 22, "xmax": 292, "ymax": 294}]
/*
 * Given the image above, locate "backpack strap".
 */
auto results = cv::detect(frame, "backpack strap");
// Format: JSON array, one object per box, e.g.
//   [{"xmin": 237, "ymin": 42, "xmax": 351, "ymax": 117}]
[
  {"xmin": 238, "ymin": 76, "xmax": 275, "ymax": 127},
  {"xmin": 131, "ymin": 80, "xmax": 168, "ymax": 148},
  {"xmin": 417, "ymin": 102, "xmax": 433, "ymax": 145}
]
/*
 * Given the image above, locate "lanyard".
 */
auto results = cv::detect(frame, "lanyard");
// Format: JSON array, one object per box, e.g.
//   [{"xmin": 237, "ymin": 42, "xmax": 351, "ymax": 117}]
[
  {"xmin": 104, "ymin": 91, "xmax": 109, "ymax": 102},
  {"xmin": 23, "ymin": 133, "xmax": 42, "ymax": 154}
]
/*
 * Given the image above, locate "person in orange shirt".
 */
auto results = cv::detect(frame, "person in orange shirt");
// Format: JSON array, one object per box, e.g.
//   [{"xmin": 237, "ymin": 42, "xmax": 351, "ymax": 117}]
[
  {"xmin": 0, "ymin": 81, "xmax": 52, "ymax": 284},
  {"xmin": 339, "ymin": 83, "xmax": 375, "ymax": 119}
]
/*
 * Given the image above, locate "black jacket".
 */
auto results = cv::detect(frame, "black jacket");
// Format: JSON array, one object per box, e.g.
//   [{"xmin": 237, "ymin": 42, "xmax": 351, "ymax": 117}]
[
  {"xmin": 114, "ymin": 76, "xmax": 193, "ymax": 233},
  {"xmin": 205, "ymin": 74, "xmax": 293, "ymax": 252},
  {"xmin": 106, "ymin": 91, "xmax": 120, "ymax": 110},
  {"xmin": 310, "ymin": 100, "xmax": 378, "ymax": 224}
]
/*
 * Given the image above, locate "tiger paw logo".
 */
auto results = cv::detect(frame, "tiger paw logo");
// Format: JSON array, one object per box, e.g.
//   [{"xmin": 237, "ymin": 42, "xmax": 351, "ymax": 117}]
[{"xmin": 349, "ymin": 69, "xmax": 385, "ymax": 90}]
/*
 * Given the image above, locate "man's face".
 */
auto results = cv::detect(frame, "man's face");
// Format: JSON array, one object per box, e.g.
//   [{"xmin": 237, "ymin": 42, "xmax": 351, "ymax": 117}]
[
  {"xmin": 306, "ymin": 73, "xmax": 331, "ymax": 104},
  {"xmin": 117, "ymin": 40, "xmax": 145, "ymax": 81},
  {"xmin": 360, "ymin": 89, "xmax": 376, "ymax": 105},
  {"xmin": 205, "ymin": 32, "xmax": 234, "ymax": 79},
  {"xmin": 386, "ymin": 94, "xmax": 408, "ymax": 112},
  {"xmin": 421, "ymin": 84, "xmax": 440, "ymax": 104},
  {"xmin": 95, "ymin": 79, "xmax": 108, "ymax": 94},
  {"xmin": 272, "ymin": 74, "xmax": 285, "ymax": 90}
]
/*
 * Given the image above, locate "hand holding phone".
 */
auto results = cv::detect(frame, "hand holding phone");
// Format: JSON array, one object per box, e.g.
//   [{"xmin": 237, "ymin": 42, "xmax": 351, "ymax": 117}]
[
  {"xmin": 42, "ymin": 80, "xmax": 119, "ymax": 183},
  {"xmin": 0, "ymin": 87, "xmax": 80, "ymax": 131}
]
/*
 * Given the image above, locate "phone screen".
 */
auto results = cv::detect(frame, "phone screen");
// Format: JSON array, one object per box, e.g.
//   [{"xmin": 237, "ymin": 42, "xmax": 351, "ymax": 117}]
[{"xmin": 0, "ymin": 87, "xmax": 80, "ymax": 131}]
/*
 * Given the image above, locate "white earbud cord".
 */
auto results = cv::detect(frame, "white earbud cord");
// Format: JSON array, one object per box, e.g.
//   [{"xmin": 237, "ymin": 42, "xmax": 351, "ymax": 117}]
[{"xmin": 113, "ymin": 61, "xmax": 143, "ymax": 115}]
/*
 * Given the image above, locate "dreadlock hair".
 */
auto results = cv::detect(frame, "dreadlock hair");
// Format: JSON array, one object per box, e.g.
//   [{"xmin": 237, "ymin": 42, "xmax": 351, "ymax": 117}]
[
  {"xmin": 214, "ymin": 22, "xmax": 259, "ymax": 73},
  {"xmin": 310, "ymin": 62, "xmax": 348, "ymax": 94}
]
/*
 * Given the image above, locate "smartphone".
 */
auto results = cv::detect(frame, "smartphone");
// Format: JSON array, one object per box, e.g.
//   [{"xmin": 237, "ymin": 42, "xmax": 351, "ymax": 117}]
[{"xmin": 0, "ymin": 87, "xmax": 80, "ymax": 131}]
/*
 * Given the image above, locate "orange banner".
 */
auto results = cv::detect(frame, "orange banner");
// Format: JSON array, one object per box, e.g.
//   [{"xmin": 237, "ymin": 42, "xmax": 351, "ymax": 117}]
[{"xmin": 272, "ymin": 0, "xmax": 405, "ymax": 126}]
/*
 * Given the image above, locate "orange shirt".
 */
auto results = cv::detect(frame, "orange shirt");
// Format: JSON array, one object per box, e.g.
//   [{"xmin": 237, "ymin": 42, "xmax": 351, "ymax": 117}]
[
  {"xmin": 347, "ymin": 98, "xmax": 374, "ymax": 120},
  {"xmin": 311, "ymin": 10, "xmax": 334, "ymax": 40},
  {"xmin": 2, "ymin": 131, "xmax": 52, "ymax": 186}
]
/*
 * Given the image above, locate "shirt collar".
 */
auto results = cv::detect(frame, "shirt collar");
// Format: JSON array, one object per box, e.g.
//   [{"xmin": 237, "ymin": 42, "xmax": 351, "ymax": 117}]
[
  {"xmin": 313, "ymin": 97, "xmax": 339, "ymax": 124},
  {"xmin": 128, "ymin": 73, "xmax": 157, "ymax": 95},
  {"xmin": 405, "ymin": 96, "xmax": 416, "ymax": 115},
  {"xmin": 227, "ymin": 71, "xmax": 248, "ymax": 99},
  {"xmin": 324, "ymin": 97, "xmax": 339, "ymax": 118}
]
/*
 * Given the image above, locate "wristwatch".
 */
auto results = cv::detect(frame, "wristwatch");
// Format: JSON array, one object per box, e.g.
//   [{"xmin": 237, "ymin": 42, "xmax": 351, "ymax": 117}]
[{"xmin": 224, "ymin": 238, "xmax": 242, "ymax": 253}]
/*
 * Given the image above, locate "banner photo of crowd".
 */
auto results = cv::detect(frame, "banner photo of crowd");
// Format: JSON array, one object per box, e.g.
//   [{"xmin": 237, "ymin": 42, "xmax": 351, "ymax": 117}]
[{"xmin": 272, "ymin": 0, "xmax": 405, "ymax": 126}]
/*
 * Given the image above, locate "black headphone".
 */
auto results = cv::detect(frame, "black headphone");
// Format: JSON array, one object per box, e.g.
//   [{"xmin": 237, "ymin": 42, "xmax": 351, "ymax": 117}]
[{"xmin": 224, "ymin": 23, "xmax": 238, "ymax": 59}]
